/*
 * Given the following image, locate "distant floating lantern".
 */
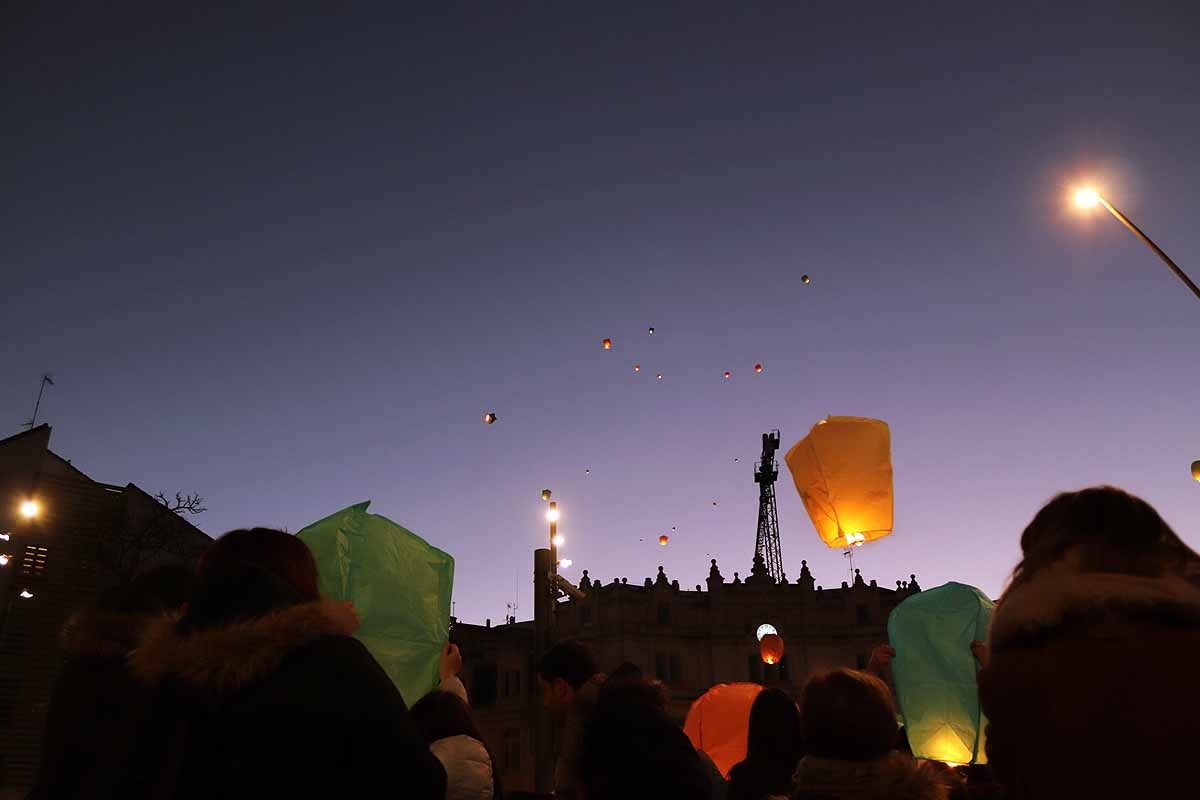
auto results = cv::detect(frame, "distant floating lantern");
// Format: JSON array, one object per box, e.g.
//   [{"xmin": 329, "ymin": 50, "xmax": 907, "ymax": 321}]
[
  {"xmin": 658, "ymin": 535, "xmax": 669, "ymax": 546},
  {"xmin": 1192, "ymin": 460, "xmax": 1200, "ymax": 482},
  {"xmin": 585, "ymin": 469, "xmax": 590, "ymax": 475},
  {"xmin": 634, "ymin": 364, "xmax": 641, "ymax": 372},
  {"xmin": 724, "ymin": 371, "xmax": 732, "ymax": 379},
  {"xmin": 754, "ymin": 363, "xmax": 763, "ymax": 374},
  {"xmin": 801, "ymin": 275, "xmax": 811, "ymax": 285},
  {"xmin": 483, "ymin": 412, "xmax": 497, "ymax": 424},
  {"xmin": 712, "ymin": 501, "xmax": 718, "ymax": 507},
  {"xmin": 648, "ymin": 326, "xmax": 655, "ymax": 335},
  {"xmin": 602, "ymin": 338, "xmax": 612, "ymax": 350},
  {"xmin": 656, "ymin": 373, "xmax": 663, "ymax": 380},
  {"xmin": 759, "ymin": 633, "xmax": 785, "ymax": 665},
  {"xmin": 785, "ymin": 416, "xmax": 894, "ymax": 549}
]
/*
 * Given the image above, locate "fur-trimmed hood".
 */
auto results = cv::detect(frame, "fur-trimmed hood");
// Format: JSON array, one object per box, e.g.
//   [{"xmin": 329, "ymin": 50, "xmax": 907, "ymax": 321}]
[
  {"xmin": 793, "ymin": 753, "xmax": 950, "ymax": 800},
  {"xmin": 60, "ymin": 608, "xmax": 149, "ymax": 659},
  {"xmin": 988, "ymin": 565, "xmax": 1200, "ymax": 651},
  {"xmin": 129, "ymin": 599, "xmax": 358, "ymax": 694}
]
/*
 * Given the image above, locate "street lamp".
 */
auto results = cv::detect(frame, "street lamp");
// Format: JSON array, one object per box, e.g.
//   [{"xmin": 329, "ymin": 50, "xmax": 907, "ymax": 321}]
[
  {"xmin": 1073, "ymin": 187, "xmax": 1200, "ymax": 302},
  {"xmin": 19, "ymin": 500, "xmax": 39, "ymax": 519}
]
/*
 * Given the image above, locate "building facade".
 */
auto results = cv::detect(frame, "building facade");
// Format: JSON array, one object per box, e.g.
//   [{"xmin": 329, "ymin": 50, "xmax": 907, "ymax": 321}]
[
  {"xmin": 452, "ymin": 552, "xmax": 922, "ymax": 794},
  {"xmin": 0, "ymin": 425, "xmax": 211, "ymax": 794}
]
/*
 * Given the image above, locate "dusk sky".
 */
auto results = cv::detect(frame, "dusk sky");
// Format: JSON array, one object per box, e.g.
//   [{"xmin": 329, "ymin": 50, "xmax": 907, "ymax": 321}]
[{"xmin": 4, "ymin": 2, "xmax": 1198, "ymax": 624}]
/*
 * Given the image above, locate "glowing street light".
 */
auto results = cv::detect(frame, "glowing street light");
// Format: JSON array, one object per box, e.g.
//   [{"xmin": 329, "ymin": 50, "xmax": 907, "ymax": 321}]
[
  {"xmin": 551, "ymin": 533, "xmax": 565, "ymax": 547},
  {"xmin": 545, "ymin": 506, "xmax": 560, "ymax": 523},
  {"xmin": 19, "ymin": 500, "xmax": 39, "ymax": 519},
  {"xmin": 559, "ymin": 559, "xmax": 573, "ymax": 568},
  {"xmin": 1073, "ymin": 188, "xmax": 1100, "ymax": 208},
  {"xmin": 1073, "ymin": 186, "xmax": 1200, "ymax": 302},
  {"xmin": 0, "ymin": 555, "xmax": 9, "ymax": 567}
]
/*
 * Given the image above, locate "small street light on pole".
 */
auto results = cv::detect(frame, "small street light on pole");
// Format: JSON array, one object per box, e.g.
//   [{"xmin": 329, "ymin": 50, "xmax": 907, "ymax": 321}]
[{"xmin": 1073, "ymin": 188, "xmax": 1200, "ymax": 302}]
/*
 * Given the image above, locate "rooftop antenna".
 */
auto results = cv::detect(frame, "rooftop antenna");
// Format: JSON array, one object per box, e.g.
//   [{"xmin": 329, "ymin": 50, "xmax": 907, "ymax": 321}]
[
  {"xmin": 24, "ymin": 373, "xmax": 54, "ymax": 428},
  {"xmin": 753, "ymin": 430, "xmax": 785, "ymax": 582}
]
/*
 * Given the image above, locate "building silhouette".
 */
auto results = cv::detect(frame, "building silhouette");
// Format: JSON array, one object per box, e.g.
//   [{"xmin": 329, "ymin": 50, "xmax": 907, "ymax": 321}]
[
  {"xmin": 452, "ymin": 550, "xmax": 921, "ymax": 793},
  {"xmin": 0, "ymin": 425, "xmax": 211, "ymax": 794}
]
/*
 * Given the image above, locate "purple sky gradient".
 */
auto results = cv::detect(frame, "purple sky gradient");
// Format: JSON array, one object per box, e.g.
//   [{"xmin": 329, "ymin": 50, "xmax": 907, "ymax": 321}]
[{"xmin": 3, "ymin": 2, "xmax": 1197, "ymax": 624}]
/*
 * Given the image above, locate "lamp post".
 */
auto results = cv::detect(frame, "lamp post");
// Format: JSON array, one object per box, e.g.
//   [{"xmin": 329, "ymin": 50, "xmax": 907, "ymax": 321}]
[{"xmin": 1074, "ymin": 188, "xmax": 1200, "ymax": 302}]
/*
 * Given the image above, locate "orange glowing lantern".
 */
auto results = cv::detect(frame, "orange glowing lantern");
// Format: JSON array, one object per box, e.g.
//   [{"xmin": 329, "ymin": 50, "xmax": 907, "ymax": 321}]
[
  {"xmin": 656, "ymin": 373, "xmax": 663, "ymax": 380},
  {"xmin": 658, "ymin": 534, "xmax": 669, "ymax": 546},
  {"xmin": 633, "ymin": 364, "xmax": 641, "ymax": 372},
  {"xmin": 802, "ymin": 274, "xmax": 811, "ymax": 284},
  {"xmin": 759, "ymin": 633, "xmax": 784, "ymax": 665},
  {"xmin": 723, "ymin": 370, "xmax": 732, "ymax": 379},
  {"xmin": 785, "ymin": 416, "xmax": 894, "ymax": 549},
  {"xmin": 684, "ymin": 682, "xmax": 764, "ymax": 777},
  {"xmin": 602, "ymin": 338, "xmax": 612, "ymax": 350},
  {"xmin": 754, "ymin": 363, "xmax": 763, "ymax": 373},
  {"xmin": 482, "ymin": 412, "xmax": 497, "ymax": 425}
]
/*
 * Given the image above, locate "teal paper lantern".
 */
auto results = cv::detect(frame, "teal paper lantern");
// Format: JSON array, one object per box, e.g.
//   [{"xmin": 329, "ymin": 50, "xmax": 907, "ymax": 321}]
[{"xmin": 887, "ymin": 582, "xmax": 994, "ymax": 765}]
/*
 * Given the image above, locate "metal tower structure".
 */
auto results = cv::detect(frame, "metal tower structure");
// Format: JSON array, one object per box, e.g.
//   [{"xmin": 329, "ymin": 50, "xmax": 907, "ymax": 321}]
[{"xmin": 753, "ymin": 430, "xmax": 784, "ymax": 582}]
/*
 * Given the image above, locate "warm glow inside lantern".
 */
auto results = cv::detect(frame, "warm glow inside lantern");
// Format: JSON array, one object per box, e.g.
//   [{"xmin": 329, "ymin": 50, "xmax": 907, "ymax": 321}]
[
  {"xmin": 684, "ymin": 682, "xmax": 764, "ymax": 777},
  {"xmin": 658, "ymin": 534, "xmax": 669, "ymax": 546},
  {"xmin": 887, "ymin": 582, "xmax": 994, "ymax": 766},
  {"xmin": 759, "ymin": 633, "xmax": 784, "ymax": 665},
  {"xmin": 785, "ymin": 416, "xmax": 894, "ymax": 549},
  {"xmin": 602, "ymin": 338, "xmax": 612, "ymax": 350}
]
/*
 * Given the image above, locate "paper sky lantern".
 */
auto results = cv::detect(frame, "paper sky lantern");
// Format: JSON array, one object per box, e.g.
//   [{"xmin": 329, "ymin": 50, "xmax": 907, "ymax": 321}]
[
  {"xmin": 658, "ymin": 534, "xmax": 669, "ymax": 546},
  {"xmin": 888, "ymin": 582, "xmax": 994, "ymax": 766},
  {"xmin": 634, "ymin": 364, "xmax": 641, "ymax": 372},
  {"xmin": 759, "ymin": 633, "xmax": 784, "ymax": 665},
  {"xmin": 656, "ymin": 373, "xmax": 663, "ymax": 380},
  {"xmin": 298, "ymin": 502, "xmax": 454, "ymax": 706},
  {"xmin": 1192, "ymin": 460, "xmax": 1200, "ymax": 481},
  {"xmin": 785, "ymin": 416, "xmax": 894, "ymax": 549},
  {"xmin": 602, "ymin": 338, "xmax": 612, "ymax": 350},
  {"xmin": 684, "ymin": 682, "xmax": 764, "ymax": 777},
  {"xmin": 801, "ymin": 274, "xmax": 811, "ymax": 284},
  {"xmin": 724, "ymin": 370, "xmax": 732, "ymax": 379},
  {"xmin": 648, "ymin": 326, "xmax": 655, "ymax": 334},
  {"xmin": 754, "ymin": 363, "xmax": 763, "ymax": 373},
  {"xmin": 482, "ymin": 412, "xmax": 497, "ymax": 424}
]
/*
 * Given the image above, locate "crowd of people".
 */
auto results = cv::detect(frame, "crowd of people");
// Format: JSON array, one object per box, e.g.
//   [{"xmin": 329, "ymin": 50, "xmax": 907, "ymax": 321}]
[{"xmin": 27, "ymin": 485, "xmax": 1199, "ymax": 799}]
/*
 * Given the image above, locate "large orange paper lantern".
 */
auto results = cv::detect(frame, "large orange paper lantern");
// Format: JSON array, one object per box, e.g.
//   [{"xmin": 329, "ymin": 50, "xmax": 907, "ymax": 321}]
[
  {"xmin": 759, "ymin": 633, "xmax": 785, "ymax": 665},
  {"xmin": 785, "ymin": 416, "xmax": 894, "ymax": 549},
  {"xmin": 684, "ymin": 682, "xmax": 764, "ymax": 777}
]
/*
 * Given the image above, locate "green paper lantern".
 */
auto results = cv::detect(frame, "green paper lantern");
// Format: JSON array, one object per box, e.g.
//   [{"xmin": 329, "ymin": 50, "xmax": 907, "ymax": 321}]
[
  {"xmin": 298, "ymin": 501, "xmax": 454, "ymax": 706},
  {"xmin": 887, "ymin": 582, "xmax": 993, "ymax": 765}
]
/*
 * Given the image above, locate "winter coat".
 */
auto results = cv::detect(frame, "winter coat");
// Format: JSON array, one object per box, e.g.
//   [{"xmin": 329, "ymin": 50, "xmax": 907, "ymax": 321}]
[
  {"xmin": 28, "ymin": 608, "xmax": 155, "ymax": 799},
  {"xmin": 727, "ymin": 754, "xmax": 796, "ymax": 800},
  {"xmin": 123, "ymin": 599, "xmax": 446, "ymax": 799},
  {"xmin": 430, "ymin": 734, "xmax": 494, "ymax": 800},
  {"xmin": 554, "ymin": 674, "xmax": 604, "ymax": 800},
  {"xmin": 791, "ymin": 753, "xmax": 949, "ymax": 800},
  {"xmin": 697, "ymin": 748, "xmax": 729, "ymax": 800},
  {"xmin": 978, "ymin": 567, "xmax": 1200, "ymax": 800}
]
